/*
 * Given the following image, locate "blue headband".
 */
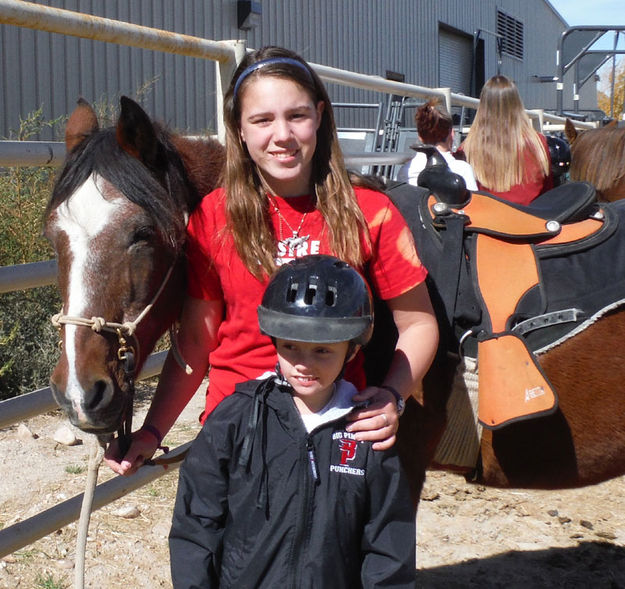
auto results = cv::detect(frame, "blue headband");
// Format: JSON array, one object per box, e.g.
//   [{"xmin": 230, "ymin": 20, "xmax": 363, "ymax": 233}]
[{"xmin": 233, "ymin": 57, "xmax": 314, "ymax": 100}]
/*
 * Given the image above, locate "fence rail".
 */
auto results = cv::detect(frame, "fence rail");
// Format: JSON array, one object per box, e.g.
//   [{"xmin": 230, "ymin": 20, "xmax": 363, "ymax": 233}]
[
  {"xmin": 0, "ymin": 440, "xmax": 191, "ymax": 559},
  {"xmin": 0, "ymin": 0, "xmax": 600, "ymax": 560}
]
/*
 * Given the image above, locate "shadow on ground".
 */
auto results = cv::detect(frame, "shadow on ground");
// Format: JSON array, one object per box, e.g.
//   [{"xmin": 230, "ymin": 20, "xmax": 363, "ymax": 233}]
[{"xmin": 417, "ymin": 541, "xmax": 625, "ymax": 588}]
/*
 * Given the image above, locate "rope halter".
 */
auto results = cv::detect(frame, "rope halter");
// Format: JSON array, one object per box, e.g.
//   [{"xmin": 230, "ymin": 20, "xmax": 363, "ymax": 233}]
[{"xmin": 51, "ymin": 264, "xmax": 176, "ymax": 373}]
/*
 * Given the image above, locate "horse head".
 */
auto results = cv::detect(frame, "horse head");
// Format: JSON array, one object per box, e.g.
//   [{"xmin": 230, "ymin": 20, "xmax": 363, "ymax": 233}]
[{"xmin": 44, "ymin": 97, "xmax": 224, "ymax": 434}]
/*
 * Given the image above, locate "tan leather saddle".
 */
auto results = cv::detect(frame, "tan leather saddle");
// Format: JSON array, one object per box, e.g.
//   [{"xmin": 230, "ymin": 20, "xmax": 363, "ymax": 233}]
[
  {"xmin": 437, "ymin": 191, "xmax": 605, "ymax": 428},
  {"xmin": 388, "ymin": 168, "xmax": 612, "ymax": 429}
]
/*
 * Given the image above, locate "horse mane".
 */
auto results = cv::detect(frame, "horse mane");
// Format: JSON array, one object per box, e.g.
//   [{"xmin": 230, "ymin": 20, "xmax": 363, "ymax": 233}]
[
  {"xmin": 569, "ymin": 126, "xmax": 625, "ymax": 192},
  {"xmin": 47, "ymin": 125, "xmax": 225, "ymax": 251}
]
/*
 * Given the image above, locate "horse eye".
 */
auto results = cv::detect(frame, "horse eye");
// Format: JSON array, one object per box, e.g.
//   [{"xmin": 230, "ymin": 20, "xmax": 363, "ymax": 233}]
[{"xmin": 131, "ymin": 226, "xmax": 155, "ymax": 245}]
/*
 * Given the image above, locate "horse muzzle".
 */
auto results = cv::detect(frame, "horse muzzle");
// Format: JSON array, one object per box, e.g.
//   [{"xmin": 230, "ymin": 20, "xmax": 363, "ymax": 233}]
[{"xmin": 50, "ymin": 370, "xmax": 126, "ymax": 434}]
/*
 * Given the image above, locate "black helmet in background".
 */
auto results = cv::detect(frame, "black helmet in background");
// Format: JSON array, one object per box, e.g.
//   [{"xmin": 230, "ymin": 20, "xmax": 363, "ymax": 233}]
[
  {"xmin": 546, "ymin": 135, "xmax": 571, "ymax": 181},
  {"xmin": 258, "ymin": 255, "xmax": 374, "ymax": 345}
]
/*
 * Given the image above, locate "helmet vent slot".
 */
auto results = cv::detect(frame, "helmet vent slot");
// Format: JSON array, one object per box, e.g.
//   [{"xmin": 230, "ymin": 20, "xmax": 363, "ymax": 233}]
[
  {"xmin": 304, "ymin": 284, "xmax": 317, "ymax": 304},
  {"xmin": 287, "ymin": 282, "xmax": 298, "ymax": 303},
  {"xmin": 325, "ymin": 286, "xmax": 337, "ymax": 307}
]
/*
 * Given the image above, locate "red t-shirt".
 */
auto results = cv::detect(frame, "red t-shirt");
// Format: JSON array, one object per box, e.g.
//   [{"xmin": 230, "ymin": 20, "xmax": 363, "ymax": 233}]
[
  {"xmin": 186, "ymin": 185, "xmax": 428, "ymax": 420},
  {"xmin": 464, "ymin": 134, "xmax": 554, "ymax": 206}
]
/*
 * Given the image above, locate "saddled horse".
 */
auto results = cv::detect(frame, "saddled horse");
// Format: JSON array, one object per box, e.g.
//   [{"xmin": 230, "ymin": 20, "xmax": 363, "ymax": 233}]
[
  {"xmin": 46, "ymin": 98, "xmax": 625, "ymax": 504},
  {"xmin": 386, "ymin": 154, "xmax": 625, "ymax": 491},
  {"xmin": 45, "ymin": 96, "xmax": 224, "ymax": 435},
  {"xmin": 565, "ymin": 118, "xmax": 625, "ymax": 202}
]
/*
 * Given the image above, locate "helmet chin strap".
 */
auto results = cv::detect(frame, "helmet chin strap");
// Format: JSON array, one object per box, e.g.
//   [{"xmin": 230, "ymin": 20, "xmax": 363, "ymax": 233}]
[{"xmin": 274, "ymin": 361, "xmax": 290, "ymax": 387}]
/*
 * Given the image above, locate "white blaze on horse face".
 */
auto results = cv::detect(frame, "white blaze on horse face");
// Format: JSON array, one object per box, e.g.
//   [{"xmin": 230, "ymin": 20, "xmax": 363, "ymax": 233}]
[{"xmin": 54, "ymin": 174, "xmax": 123, "ymax": 414}]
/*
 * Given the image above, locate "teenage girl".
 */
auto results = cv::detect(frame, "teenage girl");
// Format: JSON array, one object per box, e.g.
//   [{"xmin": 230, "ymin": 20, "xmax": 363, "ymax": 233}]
[{"xmin": 460, "ymin": 75, "xmax": 553, "ymax": 205}]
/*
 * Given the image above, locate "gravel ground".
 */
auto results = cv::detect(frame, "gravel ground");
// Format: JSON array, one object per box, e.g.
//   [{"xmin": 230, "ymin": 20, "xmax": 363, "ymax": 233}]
[{"xmin": 2, "ymin": 384, "xmax": 624, "ymax": 588}]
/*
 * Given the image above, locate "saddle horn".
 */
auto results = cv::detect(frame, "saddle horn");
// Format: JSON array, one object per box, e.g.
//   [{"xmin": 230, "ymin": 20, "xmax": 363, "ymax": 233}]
[{"xmin": 415, "ymin": 145, "xmax": 470, "ymax": 207}]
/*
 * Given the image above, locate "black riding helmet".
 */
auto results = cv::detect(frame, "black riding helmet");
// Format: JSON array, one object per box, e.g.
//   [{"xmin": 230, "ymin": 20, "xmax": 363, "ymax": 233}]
[
  {"xmin": 546, "ymin": 135, "xmax": 571, "ymax": 178},
  {"xmin": 258, "ymin": 255, "xmax": 374, "ymax": 346}
]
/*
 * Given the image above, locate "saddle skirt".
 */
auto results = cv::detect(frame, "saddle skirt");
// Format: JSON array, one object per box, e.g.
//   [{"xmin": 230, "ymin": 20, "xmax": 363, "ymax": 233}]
[{"xmin": 388, "ymin": 180, "xmax": 625, "ymax": 429}]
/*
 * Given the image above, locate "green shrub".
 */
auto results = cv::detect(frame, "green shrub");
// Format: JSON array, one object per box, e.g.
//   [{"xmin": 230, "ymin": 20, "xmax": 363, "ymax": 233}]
[
  {"xmin": 35, "ymin": 572, "xmax": 67, "ymax": 589},
  {"xmin": 0, "ymin": 287, "xmax": 61, "ymax": 400},
  {"xmin": 0, "ymin": 108, "xmax": 60, "ymax": 266},
  {"xmin": 0, "ymin": 108, "xmax": 63, "ymax": 399}
]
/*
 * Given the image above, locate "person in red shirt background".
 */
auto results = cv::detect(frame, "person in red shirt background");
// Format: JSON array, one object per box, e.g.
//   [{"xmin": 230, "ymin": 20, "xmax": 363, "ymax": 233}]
[
  {"xmin": 460, "ymin": 75, "xmax": 553, "ymax": 205},
  {"xmin": 104, "ymin": 45, "xmax": 439, "ymax": 476}
]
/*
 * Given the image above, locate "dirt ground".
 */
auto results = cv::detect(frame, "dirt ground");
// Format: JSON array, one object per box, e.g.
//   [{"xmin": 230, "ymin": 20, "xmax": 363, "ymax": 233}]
[{"xmin": 2, "ymin": 383, "xmax": 625, "ymax": 589}]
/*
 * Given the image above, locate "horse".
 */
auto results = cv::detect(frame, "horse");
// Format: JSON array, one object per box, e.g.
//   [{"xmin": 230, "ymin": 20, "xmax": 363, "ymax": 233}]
[
  {"xmin": 44, "ymin": 96, "xmax": 224, "ymax": 436},
  {"xmin": 386, "ymin": 158, "xmax": 625, "ymax": 492},
  {"xmin": 565, "ymin": 118, "xmax": 625, "ymax": 202}
]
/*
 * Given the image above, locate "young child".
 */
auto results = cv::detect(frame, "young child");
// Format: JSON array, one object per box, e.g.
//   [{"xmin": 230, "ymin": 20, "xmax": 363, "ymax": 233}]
[{"xmin": 169, "ymin": 255, "xmax": 416, "ymax": 588}]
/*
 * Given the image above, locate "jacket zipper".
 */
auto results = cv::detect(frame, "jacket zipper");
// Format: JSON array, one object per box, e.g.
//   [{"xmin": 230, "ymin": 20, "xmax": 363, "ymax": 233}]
[
  {"xmin": 306, "ymin": 437, "xmax": 320, "ymax": 483},
  {"xmin": 288, "ymin": 434, "xmax": 319, "ymax": 587}
]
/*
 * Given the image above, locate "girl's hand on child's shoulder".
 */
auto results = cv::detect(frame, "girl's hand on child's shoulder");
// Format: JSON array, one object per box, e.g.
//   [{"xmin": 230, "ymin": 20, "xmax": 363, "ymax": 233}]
[{"xmin": 346, "ymin": 386, "xmax": 398, "ymax": 450}]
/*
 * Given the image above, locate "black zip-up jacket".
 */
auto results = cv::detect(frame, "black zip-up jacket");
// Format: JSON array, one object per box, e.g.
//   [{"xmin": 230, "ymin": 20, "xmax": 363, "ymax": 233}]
[{"xmin": 169, "ymin": 377, "xmax": 416, "ymax": 588}]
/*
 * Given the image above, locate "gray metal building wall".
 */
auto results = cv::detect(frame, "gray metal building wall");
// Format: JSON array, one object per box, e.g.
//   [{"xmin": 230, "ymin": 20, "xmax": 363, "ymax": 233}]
[
  {"xmin": 0, "ymin": 0, "xmax": 233, "ymax": 139},
  {"xmin": 0, "ymin": 0, "xmax": 598, "ymax": 140}
]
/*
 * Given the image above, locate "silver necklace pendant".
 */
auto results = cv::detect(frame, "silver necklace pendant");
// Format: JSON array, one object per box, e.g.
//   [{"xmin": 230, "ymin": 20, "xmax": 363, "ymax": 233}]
[{"xmin": 283, "ymin": 232, "xmax": 309, "ymax": 251}]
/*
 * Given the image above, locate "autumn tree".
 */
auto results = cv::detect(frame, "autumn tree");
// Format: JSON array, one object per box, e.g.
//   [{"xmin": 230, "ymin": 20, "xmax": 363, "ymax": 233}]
[{"xmin": 598, "ymin": 58, "xmax": 625, "ymax": 120}]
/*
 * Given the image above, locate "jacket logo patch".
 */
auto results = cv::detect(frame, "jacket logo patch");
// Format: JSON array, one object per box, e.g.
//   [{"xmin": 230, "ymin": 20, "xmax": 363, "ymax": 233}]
[
  {"xmin": 339, "ymin": 439, "xmax": 357, "ymax": 465},
  {"xmin": 330, "ymin": 432, "xmax": 365, "ymax": 476}
]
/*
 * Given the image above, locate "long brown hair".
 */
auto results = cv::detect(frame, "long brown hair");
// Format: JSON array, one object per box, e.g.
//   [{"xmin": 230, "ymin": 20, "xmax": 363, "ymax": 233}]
[
  {"xmin": 222, "ymin": 46, "xmax": 369, "ymax": 279},
  {"xmin": 462, "ymin": 75, "xmax": 550, "ymax": 191}
]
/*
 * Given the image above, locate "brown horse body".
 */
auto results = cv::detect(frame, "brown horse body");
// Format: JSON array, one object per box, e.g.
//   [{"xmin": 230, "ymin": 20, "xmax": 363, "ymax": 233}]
[
  {"xmin": 566, "ymin": 118, "xmax": 625, "ymax": 202},
  {"xmin": 47, "ymin": 98, "xmax": 625, "ymax": 498}
]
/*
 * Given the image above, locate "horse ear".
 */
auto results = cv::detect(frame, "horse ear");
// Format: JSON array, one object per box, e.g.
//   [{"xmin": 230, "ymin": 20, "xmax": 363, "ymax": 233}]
[
  {"xmin": 564, "ymin": 118, "xmax": 578, "ymax": 145},
  {"xmin": 116, "ymin": 96, "xmax": 160, "ymax": 166},
  {"xmin": 65, "ymin": 97, "xmax": 99, "ymax": 153}
]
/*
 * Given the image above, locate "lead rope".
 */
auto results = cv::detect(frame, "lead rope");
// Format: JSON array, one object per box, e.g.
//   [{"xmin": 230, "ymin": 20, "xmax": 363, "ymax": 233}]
[
  {"xmin": 74, "ymin": 341, "xmax": 136, "ymax": 589},
  {"xmin": 74, "ymin": 435, "xmax": 106, "ymax": 589}
]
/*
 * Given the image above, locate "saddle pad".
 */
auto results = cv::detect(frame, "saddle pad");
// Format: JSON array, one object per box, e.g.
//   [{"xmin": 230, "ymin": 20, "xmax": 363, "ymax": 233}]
[
  {"xmin": 478, "ymin": 334, "xmax": 558, "ymax": 429},
  {"xmin": 432, "ymin": 356, "xmax": 482, "ymax": 470}
]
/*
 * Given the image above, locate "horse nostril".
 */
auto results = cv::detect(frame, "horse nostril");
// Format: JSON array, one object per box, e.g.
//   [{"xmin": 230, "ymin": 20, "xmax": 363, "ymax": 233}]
[{"xmin": 87, "ymin": 379, "xmax": 108, "ymax": 410}]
